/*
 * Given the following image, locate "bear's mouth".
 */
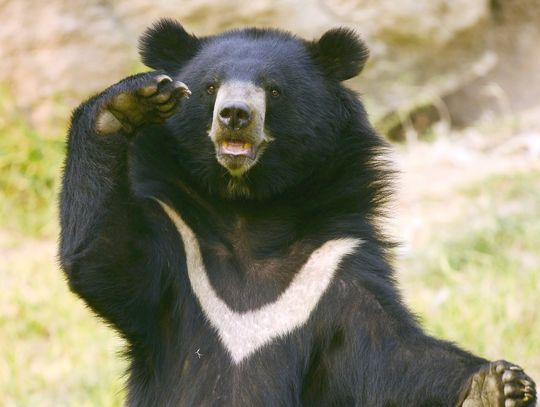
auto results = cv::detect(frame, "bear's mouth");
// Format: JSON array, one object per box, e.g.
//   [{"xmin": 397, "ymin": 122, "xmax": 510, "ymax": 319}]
[
  {"xmin": 218, "ymin": 140, "xmax": 257, "ymax": 160},
  {"xmin": 215, "ymin": 137, "xmax": 269, "ymax": 177}
]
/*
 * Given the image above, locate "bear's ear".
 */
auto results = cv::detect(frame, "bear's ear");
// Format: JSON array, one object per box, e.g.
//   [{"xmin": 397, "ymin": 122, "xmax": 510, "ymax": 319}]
[
  {"xmin": 307, "ymin": 28, "xmax": 369, "ymax": 81},
  {"xmin": 139, "ymin": 19, "xmax": 200, "ymax": 72}
]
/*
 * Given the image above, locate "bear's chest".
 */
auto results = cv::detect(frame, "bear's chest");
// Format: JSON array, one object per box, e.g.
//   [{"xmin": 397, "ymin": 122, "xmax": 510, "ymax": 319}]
[{"xmin": 157, "ymin": 200, "xmax": 362, "ymax": 365}]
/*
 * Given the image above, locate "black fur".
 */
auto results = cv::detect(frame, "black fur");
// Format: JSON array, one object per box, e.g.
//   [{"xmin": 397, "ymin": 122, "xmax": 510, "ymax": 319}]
[
  {"xmin": 306, "ymin": 28, "xmax": 369, "ymax": 81},
  {"xmin": 59, "ymin": 21, "xmax": 535, "ymax": 406},
  {"xmin": 139, "ymin": 19, "xmax": 201, "ymax": 72}
]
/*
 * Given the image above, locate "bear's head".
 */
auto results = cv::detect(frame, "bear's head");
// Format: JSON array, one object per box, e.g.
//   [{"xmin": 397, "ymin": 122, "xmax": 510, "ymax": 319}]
[{"xmin": 139, "ymin": 19, "xmax": 369, "ymax": 199}]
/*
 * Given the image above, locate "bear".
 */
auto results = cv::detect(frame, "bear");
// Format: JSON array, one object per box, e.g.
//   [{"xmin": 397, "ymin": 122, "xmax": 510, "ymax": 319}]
[{"xmin": 59, "ymin": 19, "xmax": 536, "ymax": 406}]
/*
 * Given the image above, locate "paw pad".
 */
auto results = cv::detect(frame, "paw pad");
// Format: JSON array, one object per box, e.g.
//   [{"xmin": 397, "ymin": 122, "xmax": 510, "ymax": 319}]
[
  {"xmin": 96, "ymin": 73, "xmax": 191, "ymax": 135},
  {"xmin": 463, "ymin": 361, "xmax": 536, "ymax": 407}
]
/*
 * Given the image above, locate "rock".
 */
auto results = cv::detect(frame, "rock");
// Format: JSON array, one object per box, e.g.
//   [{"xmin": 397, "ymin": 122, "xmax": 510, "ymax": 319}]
[{"xmin": 0, "ymin": 0, "xmax": 538, "ymax": 136}]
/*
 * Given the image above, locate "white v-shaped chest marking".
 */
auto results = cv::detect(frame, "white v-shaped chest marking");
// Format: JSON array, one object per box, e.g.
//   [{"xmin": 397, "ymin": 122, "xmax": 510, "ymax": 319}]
[{"xmin": 157, "ymin": 200, "xmax": 362, "ymax": 364}]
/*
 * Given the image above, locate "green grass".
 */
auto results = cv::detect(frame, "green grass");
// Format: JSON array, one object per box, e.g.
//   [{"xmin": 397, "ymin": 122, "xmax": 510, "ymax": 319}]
[
  {"xmin": 0, "ymin": 91, "xmax": 126, "ymax": 405},
  {"xmin": 0, "ymin": 88, "xmax": 65, "ymax": 237},
  {"xmin": 0, "ymin": 241, "xmax": 126, "ymax": 407},
  {"xmin": 401, "ymin": 170, "xmax": 540, "ymax": 379},
  {"xmin": 2, "ymin": 170, "xmax": 538, "ymax": 406}
]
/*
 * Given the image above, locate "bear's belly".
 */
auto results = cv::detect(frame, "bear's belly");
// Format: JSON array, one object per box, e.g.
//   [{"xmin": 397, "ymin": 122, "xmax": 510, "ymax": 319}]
[{"xmin": 128, "ymin": 315, "xmax": 308, "ymax": 407}]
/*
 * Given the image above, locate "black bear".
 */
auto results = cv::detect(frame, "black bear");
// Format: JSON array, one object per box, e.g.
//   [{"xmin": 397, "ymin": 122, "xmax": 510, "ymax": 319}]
[{"xmin": 59, "ymin": 19, "xmax": 536, "ymax": 406}]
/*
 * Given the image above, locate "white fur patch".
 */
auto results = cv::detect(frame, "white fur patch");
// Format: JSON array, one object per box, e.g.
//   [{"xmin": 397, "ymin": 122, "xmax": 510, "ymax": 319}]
[{"xmin": 157, "ymin": 200, "xmax": 362, "ymax": 364}]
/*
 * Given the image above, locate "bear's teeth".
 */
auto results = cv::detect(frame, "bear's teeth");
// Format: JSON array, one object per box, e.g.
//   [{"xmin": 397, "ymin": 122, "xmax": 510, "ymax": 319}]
[{"xmin": 220, "ymin": 141, "xmax": 253, "ymax": 156}]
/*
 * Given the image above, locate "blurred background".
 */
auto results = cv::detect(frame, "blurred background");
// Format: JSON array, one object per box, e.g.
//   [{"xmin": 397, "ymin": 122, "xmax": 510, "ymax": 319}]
[{"xmin": 1, "ymin": 0, "xmax": 539, "ymax": 405}]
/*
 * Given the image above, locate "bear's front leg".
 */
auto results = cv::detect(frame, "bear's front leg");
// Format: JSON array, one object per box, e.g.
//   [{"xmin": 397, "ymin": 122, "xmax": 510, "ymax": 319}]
[
  {"xmin": 461, "ymin": 361, "xmax": 536, "ymax": 407},
  {"xmin": 60, "ymin": 71, "xmax": 190, "ymax": 338},
  {"xmin": 96, "ymin": 73, "xmax": 190, "ymax": 135}
]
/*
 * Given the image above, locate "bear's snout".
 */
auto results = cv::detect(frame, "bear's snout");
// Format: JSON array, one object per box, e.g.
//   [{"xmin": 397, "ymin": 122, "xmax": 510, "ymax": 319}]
[{"xmin": 208, "ymin": 80, "xmax": 272, "ymax": 176}]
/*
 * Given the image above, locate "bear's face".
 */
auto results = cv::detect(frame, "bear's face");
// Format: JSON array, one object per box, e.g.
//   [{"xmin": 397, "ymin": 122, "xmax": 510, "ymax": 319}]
[{"xmin": 139, "ymin": 20, "xmax": 369, "ymax": 199}]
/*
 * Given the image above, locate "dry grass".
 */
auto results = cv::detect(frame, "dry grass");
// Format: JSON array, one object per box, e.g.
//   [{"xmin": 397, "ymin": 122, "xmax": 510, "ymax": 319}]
[
  {"xmin": 399, "ymin": 170, "xmax": 540, "ymax": 381},
  {"xmin": 0, "ymin": 234, "xmax": 126, "ymax": 407},
  {"xmin": 1, "ymin": 103, "xmax": 539, "ymax": 404}
]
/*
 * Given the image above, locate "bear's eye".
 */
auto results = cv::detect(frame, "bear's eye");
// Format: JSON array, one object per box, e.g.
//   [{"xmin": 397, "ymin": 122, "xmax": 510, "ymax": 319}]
[
  {"xmin": 206, "ymin": 84, "xmax": 216, "ymax": 95},
  {"xmin": 270, "ymin": 88, "xmax": 280, "ymax": 98}
]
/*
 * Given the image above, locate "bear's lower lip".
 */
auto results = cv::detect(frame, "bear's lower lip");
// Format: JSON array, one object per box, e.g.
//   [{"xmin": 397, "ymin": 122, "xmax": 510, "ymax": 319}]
[
  {"xmin": 215, "ymin": 139, "xmax": 268, "ymax": 176},
  {"xmin": 218, "ymin": 140, "xmax": 257, "ymax": 160}
]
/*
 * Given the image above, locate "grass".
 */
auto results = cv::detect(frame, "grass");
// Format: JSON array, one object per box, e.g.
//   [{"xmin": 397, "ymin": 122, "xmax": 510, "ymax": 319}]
[
  {"xmin": 1, "ymin": 90, "xmax": 538, "ymax": 404},
  {"xmin": 400, "ymin": 170, "xmax": 540, "ymax": 379},
  {"xmin": 0, "ymin": 88, "xmax": 65, "ymax": 237},
  {"xmin": 0, "ymin": 241, "xmax": 126, "ymax": 407},
  {"xmin": 0, "ymin": 91, "xmax": 127, "ymax": 406}
]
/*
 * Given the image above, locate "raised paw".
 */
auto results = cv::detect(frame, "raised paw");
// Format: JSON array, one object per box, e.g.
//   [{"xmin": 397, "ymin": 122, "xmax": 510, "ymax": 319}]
[
  {"xmin": 96, "ymin": 73, "xmax": 191, "ymax": 135},
  {"xmin": 462, "ymin": 361, "xmax": 536, "ymax": 407}
]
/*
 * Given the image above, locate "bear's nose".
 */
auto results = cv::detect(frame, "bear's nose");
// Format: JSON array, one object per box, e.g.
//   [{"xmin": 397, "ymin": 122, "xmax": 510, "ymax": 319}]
[{"xmin": 218, "ymin": 102, "xmax": 252, "ymax": 130}]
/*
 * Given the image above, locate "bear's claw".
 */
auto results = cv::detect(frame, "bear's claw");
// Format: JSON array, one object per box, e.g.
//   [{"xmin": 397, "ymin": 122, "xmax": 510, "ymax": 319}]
[
  {"xmin": 462, "ymin": 361, "xmax": 536, "ymax": 407},
  {"xmin": 96, "ymin": 73, "xmax": 190, "ymax": 135}
]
